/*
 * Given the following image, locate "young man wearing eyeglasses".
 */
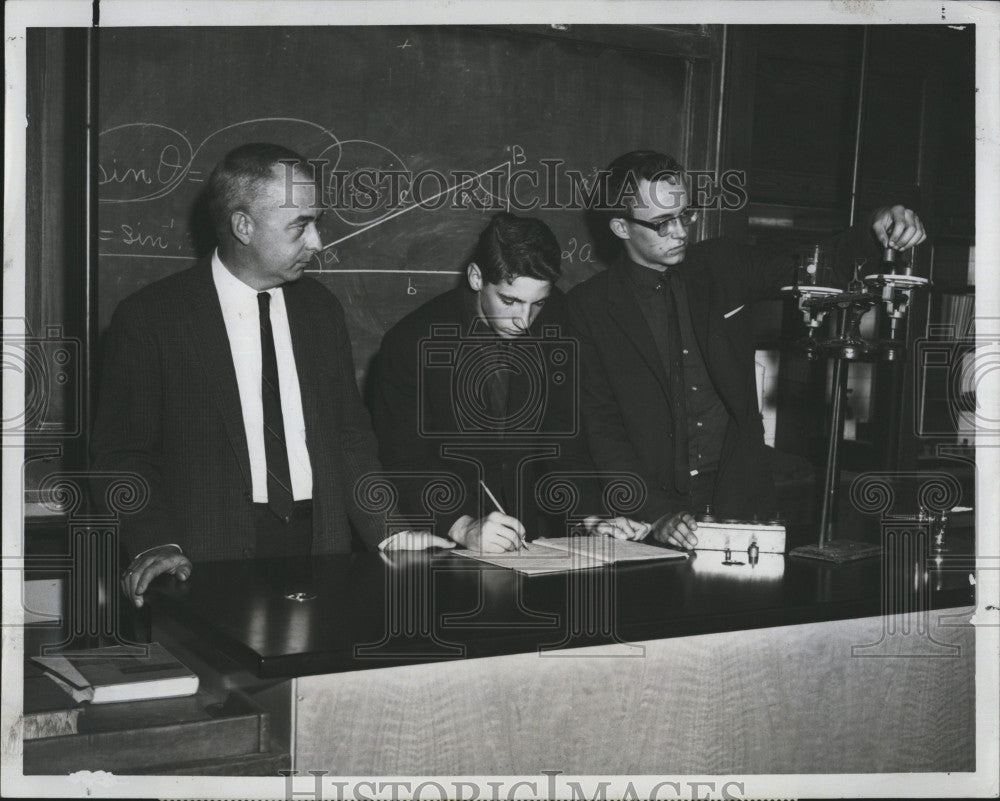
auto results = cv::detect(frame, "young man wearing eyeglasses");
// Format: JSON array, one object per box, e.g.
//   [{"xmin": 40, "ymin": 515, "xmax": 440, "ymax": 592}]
[{"xmin": 565, "ymin": 150, "xmax": 926, "ymax": 550}]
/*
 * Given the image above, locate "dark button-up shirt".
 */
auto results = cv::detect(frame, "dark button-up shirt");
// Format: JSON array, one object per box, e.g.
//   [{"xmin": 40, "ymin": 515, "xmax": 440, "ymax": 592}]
[{"xmin": 623, "ymin": 257, "xmax": 729, "ymax": 475}]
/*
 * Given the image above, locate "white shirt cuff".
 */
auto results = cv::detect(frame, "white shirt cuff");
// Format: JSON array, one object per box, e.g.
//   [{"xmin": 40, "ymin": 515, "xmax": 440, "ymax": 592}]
[
  {"xmin": 130, "ymin": 543, "xmax": 183, "ymax": 564},
  {"xmin": 377, "ymin": 531, "xmax": 410, "ymax": 552}
]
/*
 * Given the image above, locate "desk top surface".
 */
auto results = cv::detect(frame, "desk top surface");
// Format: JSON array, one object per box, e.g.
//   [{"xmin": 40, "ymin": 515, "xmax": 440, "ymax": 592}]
[{"xmin": 146, "ymin": 532, "xmax": 975, "ymax": 679}]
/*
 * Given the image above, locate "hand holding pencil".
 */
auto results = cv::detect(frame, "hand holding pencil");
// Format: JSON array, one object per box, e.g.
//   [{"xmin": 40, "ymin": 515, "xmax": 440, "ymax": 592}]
[
  {"xmin": 479, "ymin": 481, "xmax": 530, "ymax": 551},
  {"xmin": 446, "ymin": 482, "xmax": 529, "ymax": 553}
]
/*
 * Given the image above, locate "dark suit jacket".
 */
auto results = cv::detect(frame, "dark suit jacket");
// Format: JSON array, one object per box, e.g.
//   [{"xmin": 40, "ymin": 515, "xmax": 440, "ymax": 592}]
[
  {"xmin": 369, "ymin": 286, "xmax": 599, "ymax": 538},
  {"xmin": 565, "ymin": 227, "xmax": 879, "ymax": 522},
  {"xmin": 90, "ymin": 258, "xmax": 388, "ymax": 562}
]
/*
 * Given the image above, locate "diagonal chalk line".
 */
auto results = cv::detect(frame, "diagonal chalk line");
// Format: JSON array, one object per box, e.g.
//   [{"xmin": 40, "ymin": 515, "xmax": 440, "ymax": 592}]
[
  {"xmin": 506, "ymin": 160, "xmax": 511, "ymax": 214},
  {"xmin": 322, "ymin": 161, "xmax": 510, "ymax": 250}
]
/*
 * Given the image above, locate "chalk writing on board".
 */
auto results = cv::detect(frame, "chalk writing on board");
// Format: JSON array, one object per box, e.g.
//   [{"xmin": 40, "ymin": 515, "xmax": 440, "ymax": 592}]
[
  {"xmin": 562, "ymin": 237, "xmax": 597, "ymax": 264},
  {"xmin": 99, "ymin": 118, "xmax": 612, "ymax": 284},
  {"xmin": 98, "ymin": 117, "xmax": 340, "ymax": 204},
  {"xmin": 99, "ymin": 118, "xmax": 516, "ymax": 278},
  {"xmin": 99, "ymin": 218, "xmax": 191, "ymax": 254},
  {"xmin": 98, "ymin": 123, "xmax": 194, "ymax": 203},
  {"xmin": 102, "ymin": 253, "xmax": 195, "ymax": 261},
  {"xmin": 320, "ymin": 160, "xmax": 510, "ymax": 250}
]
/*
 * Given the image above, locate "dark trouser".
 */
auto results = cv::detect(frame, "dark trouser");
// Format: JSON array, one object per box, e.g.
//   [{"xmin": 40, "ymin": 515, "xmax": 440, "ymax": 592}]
[{"xmin": 251, "ymin": 500, "xmax": 313, "ymax": 557}]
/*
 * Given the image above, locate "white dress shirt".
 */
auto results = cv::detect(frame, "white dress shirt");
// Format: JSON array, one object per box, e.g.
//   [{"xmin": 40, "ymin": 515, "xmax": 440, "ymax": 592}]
[
  {"xmin": 212, "ymin": 250, "xmax": 313, "ymax": 502},
  {"xmin": 130, "ymin": 252, "xmax": 432, "ymax": 568}
]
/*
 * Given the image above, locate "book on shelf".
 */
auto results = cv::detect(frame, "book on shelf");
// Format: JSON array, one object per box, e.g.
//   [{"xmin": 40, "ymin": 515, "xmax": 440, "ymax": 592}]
[
  {"xmin": 452, "ymin": 535, "xmax": 688, "ymax": 575},
  {"xmin": 21, "ymin": 664, "xmax": 82, "ymax": 739},
  {"xmin": 31, "ymin": 642, "xmax": 199, "ymax": 705}
]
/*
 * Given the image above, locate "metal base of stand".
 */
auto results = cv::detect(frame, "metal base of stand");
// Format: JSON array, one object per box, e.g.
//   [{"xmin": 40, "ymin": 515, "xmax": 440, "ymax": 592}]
[{"xmin": 789, "ymin": 540, "xmax": 882, "ymax": 564}]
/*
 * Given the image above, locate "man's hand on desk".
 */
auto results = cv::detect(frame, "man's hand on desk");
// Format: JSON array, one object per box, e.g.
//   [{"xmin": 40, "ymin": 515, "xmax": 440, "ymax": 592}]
[
  {"xmin": 379, "ymin": 531, "xmax": 456, "ymax": 551},
  {"xmin": 649, "ymin": 511, "xmax": 698, "ymax": 550},
  {"xmin": 121, "ymin": 545, "xmax": 193, "ymax": 608},
  {"xmin": 448, "ymin": 512, "xmax": 527, "ymax": 553},
  {"xmin": 870, "ymin": 205, "xmax": 927, "ymax": 251},
  {"xmin": 583, "ymin": 516, "xmax": 651, "ymax": 541}
]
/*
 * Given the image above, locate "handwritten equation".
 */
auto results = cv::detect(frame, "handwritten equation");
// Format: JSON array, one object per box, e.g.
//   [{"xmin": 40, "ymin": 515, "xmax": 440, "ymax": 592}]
[{"xmin": 98, "ymin": 118, "xmax": 601, "ymax": 275}]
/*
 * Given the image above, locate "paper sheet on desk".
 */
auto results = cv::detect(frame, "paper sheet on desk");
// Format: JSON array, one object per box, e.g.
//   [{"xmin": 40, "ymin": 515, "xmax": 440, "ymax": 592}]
[
  {"xmin": 452, "ymin": 537, "xmax": 687, "ymax": 575},
  {"xmin": 452, "ymin": 544, "xmax": 601, "ymax": 575},
  {"xmin": 535, "ymin": 536, "xmax": 688, "ymax": 563}
]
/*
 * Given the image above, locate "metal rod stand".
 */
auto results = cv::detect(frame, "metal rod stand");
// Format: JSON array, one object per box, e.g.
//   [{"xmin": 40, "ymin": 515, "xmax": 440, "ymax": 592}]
[
  {"xmin": 791, "ymin": 306, "xmax": 882, "ymax": 563},
  {"xmin": 818, "ymin": 353, "xmax": 849, "ymax": 545}
]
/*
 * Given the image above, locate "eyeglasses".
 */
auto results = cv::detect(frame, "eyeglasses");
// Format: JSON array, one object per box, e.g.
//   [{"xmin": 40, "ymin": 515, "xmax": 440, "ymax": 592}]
[{"xmin": 625, "ymin": 207, "xmax": 699, "ymax": 236}]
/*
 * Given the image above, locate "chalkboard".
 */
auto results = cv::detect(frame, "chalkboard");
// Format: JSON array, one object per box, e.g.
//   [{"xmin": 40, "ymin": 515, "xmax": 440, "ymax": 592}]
[{"xmin": 98, "ymin": 26, "xmax": 696, "ymax": 382}]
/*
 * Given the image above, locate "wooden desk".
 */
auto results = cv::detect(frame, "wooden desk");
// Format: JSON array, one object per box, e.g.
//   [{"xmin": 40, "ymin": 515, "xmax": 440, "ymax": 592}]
[{"xmin": 144, "ymin": 539, "xmax": 977, "ymax": 774}]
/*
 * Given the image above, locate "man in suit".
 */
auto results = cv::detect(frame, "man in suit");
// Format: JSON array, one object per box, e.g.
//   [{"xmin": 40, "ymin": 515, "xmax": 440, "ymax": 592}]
[
  {"xmin": 370, "ymin": 212, "xmax": 647, "ymax": 552},
  {"xmin": 566, "ymin": 150, "xmax": 926, "ymax": 549},
  {"xmin": 92, "ymin": 143, "xmax": 442, "ymax": 608}
]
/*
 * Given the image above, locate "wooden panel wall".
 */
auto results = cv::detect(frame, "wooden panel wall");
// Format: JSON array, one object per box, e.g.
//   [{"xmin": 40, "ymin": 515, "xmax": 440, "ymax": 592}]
[{"xmin": 295, "ymin": 609, "xmax": 975, "ymax": 774}]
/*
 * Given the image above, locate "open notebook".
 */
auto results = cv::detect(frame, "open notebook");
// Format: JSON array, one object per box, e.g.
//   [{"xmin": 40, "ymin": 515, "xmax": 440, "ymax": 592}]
[{"xmin": 452, "ymin": 536, "xmax": 688, "ymax": 575}]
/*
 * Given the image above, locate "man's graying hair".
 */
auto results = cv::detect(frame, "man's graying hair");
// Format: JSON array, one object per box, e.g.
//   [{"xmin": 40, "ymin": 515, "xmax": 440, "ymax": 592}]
[{"xmin": 206, "ymin": 142, "xmax": 314, "ymax": 242}]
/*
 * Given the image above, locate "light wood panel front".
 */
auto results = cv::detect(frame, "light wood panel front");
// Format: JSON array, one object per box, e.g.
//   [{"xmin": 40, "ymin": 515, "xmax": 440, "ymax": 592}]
[{"xmin": 294, "ymin": 608, "xmax": 975, "ymax": 775}]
